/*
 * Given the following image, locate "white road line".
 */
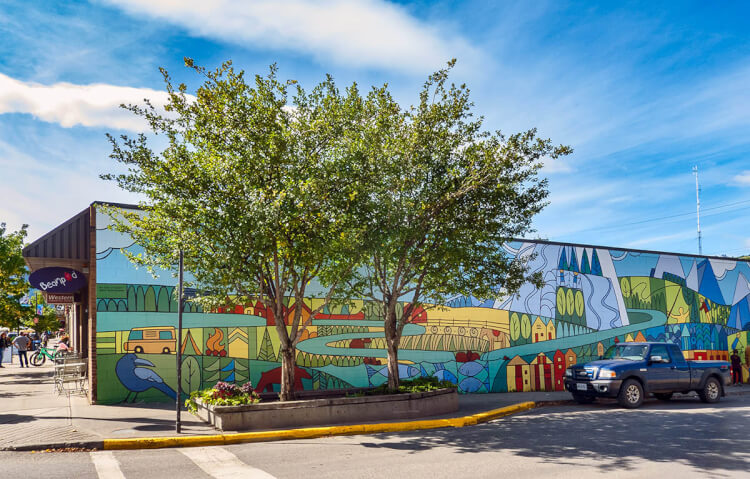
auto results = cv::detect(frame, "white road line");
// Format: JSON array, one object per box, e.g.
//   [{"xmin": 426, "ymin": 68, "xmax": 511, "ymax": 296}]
[
  {"xmin": 90, "ymin": 451, "xmax": 126, "ymax": 479},
  {"xmin": 179, "ymin": 446, "xmax": 277, "ymax": 479}
]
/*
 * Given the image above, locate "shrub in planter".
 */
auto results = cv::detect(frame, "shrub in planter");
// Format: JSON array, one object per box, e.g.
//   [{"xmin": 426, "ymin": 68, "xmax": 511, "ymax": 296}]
[
  {"xmin": 367, "ymin": 376, "xmax": 456, "ymax": 395},
  {"xmin": 186, "ymin": 381, "xmax": 261, "ymax": 413}
]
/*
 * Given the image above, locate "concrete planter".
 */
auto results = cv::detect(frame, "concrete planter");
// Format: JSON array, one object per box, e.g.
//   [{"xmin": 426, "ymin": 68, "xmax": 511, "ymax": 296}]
[{"xmin": 193, "ymin": 388, "xmax": 458, "ymax": 432}]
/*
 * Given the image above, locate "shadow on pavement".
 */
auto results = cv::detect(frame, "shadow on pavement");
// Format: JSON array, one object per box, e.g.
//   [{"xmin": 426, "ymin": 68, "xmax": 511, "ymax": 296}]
[
  {"xmin": 0, "ymin": 414, "xmax": 37, "ymax": 425},
  {"xmin": 361, "ymin": 398, "xmax": 750, "ymax": 473}
]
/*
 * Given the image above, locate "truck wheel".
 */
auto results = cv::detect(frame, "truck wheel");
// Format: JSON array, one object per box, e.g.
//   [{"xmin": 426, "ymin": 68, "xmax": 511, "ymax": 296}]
[
  {"xmin": 572, "ymin": 394, "xmax": 595, "ymax": 404},
  {"xmin": 698, "ymin": 377, "xmax": 721, "ymax": 403},
  {"xmin": 618, "ymin": 379, "xmax": 644, "ymax": 408},
  {"xmin": 654, "ymin": 393, "xmax": 673, "ymax": 401}
]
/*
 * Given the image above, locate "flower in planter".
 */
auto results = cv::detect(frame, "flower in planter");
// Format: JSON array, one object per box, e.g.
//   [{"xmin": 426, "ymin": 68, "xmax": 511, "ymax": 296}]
[{"xmin": 186, "ymin": 380, "xmax": 261, "ymax": 413}]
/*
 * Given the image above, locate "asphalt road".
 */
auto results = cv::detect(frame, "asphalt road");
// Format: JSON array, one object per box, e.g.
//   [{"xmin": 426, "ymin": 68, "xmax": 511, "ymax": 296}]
[{"xmin": 3, "ymin": 393, "xmax": 749, "ymax": 479}]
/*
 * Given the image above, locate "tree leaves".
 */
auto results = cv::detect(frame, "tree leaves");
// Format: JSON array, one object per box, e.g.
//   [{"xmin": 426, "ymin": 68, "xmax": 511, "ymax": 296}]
[{"xmin": 0, "ymin": 223, "xmax": 32, "ymax": 329}]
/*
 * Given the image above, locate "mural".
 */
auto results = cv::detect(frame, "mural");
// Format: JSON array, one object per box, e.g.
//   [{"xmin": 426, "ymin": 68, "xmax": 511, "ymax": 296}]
[{"xmin": 95, "ymin": 211, "xmax": 750, "ymax": 404}]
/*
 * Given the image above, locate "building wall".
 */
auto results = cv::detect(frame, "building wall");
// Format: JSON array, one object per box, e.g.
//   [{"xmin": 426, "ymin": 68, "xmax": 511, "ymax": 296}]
[{"xmin": 94, "ymin": 210, "xmax": 750, "ymax": 404}]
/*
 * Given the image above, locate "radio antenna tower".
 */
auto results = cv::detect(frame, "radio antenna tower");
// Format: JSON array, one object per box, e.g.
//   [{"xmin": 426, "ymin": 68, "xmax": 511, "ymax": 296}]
[{"xmin": 693, "ymin": 165, "xmax": 702, "ymax": 255}]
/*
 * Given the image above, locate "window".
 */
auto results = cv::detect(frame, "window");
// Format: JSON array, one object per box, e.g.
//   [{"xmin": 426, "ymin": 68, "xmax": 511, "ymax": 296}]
[
  {"xmin": 668, "ymin": 344, "xmax": 684, "ymax": 362},
  {"xmin": 650, "ymin": 344, "xmax": 671, "ymax": 363},
  {"xmin": 609, "ymin": 344, "xmax": 648, "ymax": 360},
  {"xmin": 159, "ymin": 330, "xmax": 173, "ymax": 340},
  {"xmin": 128, "ymin": 330, "xmax": 143, "ymax": 340}
]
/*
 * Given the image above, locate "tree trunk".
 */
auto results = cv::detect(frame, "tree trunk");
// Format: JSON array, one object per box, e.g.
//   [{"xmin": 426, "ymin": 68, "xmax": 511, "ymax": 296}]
[
  {"xmin": 384, "ymin": 306, "xmax": 400, "ymax": 392},
  {"xmin": 279, "ymin": 346, "xmax": 296, "ymax": 401},
  {"xmin": 386, "ymin": 335, "xmax": 399, "ymax": 392}
]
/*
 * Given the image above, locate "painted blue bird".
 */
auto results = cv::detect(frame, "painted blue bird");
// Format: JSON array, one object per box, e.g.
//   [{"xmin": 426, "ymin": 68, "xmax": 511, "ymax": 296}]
[{"xmin": 115, "ymin": 353, "xmax": 176, "ymax": 402}]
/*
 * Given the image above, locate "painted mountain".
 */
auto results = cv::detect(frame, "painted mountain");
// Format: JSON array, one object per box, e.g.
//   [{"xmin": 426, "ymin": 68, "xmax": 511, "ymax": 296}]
[
  {"xmin": 729, "ymin": 272, "xmax": 750, "ymax": 330},
  {"xmin": 697, "ymin": 259, "xmax": 725, "ymax": 305}
]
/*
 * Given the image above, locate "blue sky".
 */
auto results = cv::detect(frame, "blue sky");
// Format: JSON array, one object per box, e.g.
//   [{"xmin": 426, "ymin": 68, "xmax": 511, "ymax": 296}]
[{"xmin": 1, "ymin": 0, "xmax": 749, "ymax": 257}]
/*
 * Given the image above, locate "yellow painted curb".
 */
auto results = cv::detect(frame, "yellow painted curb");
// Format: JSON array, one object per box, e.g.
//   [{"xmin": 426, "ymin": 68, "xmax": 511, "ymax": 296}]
[
  {"xmin": 469, "ymin": 401, "xmax": 536, "ymax": 424},
  {"xmin": 102, "ymin": 401, "xmax": 537, "ymax": 451}
]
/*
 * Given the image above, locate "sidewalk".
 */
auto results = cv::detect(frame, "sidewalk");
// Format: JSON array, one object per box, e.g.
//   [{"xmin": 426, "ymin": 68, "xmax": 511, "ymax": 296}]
[{"xmin": 1, "ymin": 359, "xmax": 747, "ymax": 451}]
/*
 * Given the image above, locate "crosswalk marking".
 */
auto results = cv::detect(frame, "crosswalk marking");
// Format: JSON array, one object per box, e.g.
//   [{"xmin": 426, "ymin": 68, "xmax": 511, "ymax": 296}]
[
  {"xmin": 90, "ymin": 451, "xmax": 126, "ymax": 479},
  {"xmin": 179, "ymin": 446, "xmax": 277, "ymax": 479}
]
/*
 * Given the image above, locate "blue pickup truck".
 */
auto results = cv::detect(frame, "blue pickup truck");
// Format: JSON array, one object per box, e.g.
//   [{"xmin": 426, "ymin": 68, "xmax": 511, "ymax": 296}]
[{"xmin": 563, "ymin": 342, "xmax": 731, "ymax": 408}]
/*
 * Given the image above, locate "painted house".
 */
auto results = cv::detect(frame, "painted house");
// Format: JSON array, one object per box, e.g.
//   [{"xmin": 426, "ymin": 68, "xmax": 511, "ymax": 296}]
[
  {"xmin": 506, "ymin": 355, "xmax": 531, "ymax": 392},
  {"xmin": 22, "ymin": 202, "xmax": 750, "ymax": 404},
  {"xmin": 530, "ymin": 353, "xmax": 553, "ymax": 391},
  {"xmin": 553, "ymin": 350, "xmax": 566, "ymax": 391}
]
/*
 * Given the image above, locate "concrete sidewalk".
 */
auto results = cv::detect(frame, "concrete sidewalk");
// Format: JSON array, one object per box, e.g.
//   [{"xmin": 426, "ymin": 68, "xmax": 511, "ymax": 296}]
[{"xmin": 2, "ymin": 359, "xmax": 747, "ymax": 451}]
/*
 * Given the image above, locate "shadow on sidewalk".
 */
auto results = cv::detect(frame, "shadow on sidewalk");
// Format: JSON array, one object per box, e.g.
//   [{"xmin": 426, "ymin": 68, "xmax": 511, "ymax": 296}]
[
  {"xmin": 0, "ymin": 414, "xmax": 37, "ymax": 425},
  {"xmin": 360, "ymin": 399, "xmax": 749, "ymax": 474}
]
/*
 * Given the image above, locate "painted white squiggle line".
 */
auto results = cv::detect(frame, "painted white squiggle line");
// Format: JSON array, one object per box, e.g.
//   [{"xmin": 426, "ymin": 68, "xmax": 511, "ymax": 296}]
[
  {"xmin": 582, "ymin": 274, "xmax": 601, "ymax": 330},
  {"xmin": 599, "ymin": 279, "xmax": 621, "ymax": 329},
  {"xmin": 610, "ymin": 250, "xmax": 628, "ymax": 261},
  {"xmin": 503, "ymin": 242, "xmax": 520, "ymax": 255}
]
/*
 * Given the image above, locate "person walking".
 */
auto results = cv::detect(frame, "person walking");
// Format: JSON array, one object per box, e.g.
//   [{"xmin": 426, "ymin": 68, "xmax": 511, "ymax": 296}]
[
  {"xmin": 0, "ymin": 332, "xmax": 9, "ymax": 368},
  {"xmin": 730, "ymin": 349, "xmax": 742, "ymax": 385},
  {"xmin": 12, "ymin": 332, "xmax": 30, "ymax": 368}
]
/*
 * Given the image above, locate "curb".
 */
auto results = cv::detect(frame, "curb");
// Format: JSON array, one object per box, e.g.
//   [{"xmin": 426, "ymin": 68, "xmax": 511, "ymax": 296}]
[
  {"xmin": 101, "ymin": 401, "xmax": 537, "ymax": 451},
  {"xmin": 5, "ymin": 390, "xmax": 748, "ymax": 452},
  {"xmin": 2, "ymin": 440, "xmax": 104, "ymax": 452}
]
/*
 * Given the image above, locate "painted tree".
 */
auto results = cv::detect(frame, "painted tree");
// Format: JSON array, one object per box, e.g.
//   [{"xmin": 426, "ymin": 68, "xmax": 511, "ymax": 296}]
[
  {"xmin": 102, "ymin": 60, "xmax": 368, "ymax": 400},
  {"xmin": 355, "ymin": 61, "xmax": 571, "ymax": 391},
  {"xmin": 0, "ymin": 223, "xmax": 33, "ymax": 329}
]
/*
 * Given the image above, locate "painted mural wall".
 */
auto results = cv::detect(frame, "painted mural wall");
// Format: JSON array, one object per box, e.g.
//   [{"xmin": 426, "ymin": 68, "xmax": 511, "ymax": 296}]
[{"xmin": 94, "ymin": 210, "xmax": 750, "ymax": 404}]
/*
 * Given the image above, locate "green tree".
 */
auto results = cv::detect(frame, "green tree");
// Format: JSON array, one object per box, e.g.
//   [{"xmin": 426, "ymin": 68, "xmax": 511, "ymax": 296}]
[
  {"xmin": 0, "ymin": 223, "xmax": 32, "ymax": 329},
  {"xmin": 354, "ymin": 61, "xmax": 571, "ymax": 390},
  {"xmin": 28, "ymin": 292, "xmax": 61, "ymax": 334},
  {"xmin": 102, "ymin": 60, "xmax": 366, "ymax": 401}
]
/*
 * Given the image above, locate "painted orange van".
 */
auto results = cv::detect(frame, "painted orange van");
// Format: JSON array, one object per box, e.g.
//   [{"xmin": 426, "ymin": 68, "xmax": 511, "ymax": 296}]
[{"xmin": 123, "ymin": 327, "xmax": 177, "ymax": 354}]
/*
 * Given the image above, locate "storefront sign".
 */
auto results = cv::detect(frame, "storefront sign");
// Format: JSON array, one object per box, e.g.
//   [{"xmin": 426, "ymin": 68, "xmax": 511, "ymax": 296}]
[
  {"xmin": 29, "ymin": 267, "xmax": 86, "ymax": 294},
  {"xmin": 46, "ymin": 293, "xmax": 75, "ymax": 304}
]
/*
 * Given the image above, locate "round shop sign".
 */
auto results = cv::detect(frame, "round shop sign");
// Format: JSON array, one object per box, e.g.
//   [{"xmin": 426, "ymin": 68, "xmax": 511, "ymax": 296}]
[{"xmin": 29, "ymin": 267, "xmax": 86, "ymax": 293}]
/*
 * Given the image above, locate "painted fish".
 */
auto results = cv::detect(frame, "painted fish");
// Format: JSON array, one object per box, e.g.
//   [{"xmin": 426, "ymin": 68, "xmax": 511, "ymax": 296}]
[
  {"xmin": 434, "ymin": 369, "xmax": 458, "ymax": 384},
  {"xmin": 458, "ymin": 361, "xmax": 486, "ymax": 377}
]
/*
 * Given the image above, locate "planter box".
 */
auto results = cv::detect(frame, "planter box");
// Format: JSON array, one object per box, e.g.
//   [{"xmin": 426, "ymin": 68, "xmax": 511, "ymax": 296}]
[{"xmin": 194, "ymin": 388, "xmax": 458, "ymax": 431}]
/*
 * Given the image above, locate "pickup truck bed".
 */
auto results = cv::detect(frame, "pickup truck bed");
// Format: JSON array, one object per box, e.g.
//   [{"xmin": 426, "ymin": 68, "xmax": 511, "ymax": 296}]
[{"xmin": 563, "ymin": 342, "xmax": 731, "ymax": 408}]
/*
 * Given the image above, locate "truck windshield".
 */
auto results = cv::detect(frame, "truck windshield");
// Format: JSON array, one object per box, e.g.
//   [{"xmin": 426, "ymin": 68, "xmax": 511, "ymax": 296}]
[{"xmin": 605, "ymin": 344, "xmax": 649, "ymax": 361}]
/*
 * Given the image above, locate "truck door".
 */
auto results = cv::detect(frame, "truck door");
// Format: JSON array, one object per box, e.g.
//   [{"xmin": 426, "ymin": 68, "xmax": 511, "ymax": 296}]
[
  {"xmin": 646, "ymin": 344, "xmax": 673, "ymax": 392},
  {"xmin": 666, "ymin": 344, "xmax": 691, "ymax": 390}
]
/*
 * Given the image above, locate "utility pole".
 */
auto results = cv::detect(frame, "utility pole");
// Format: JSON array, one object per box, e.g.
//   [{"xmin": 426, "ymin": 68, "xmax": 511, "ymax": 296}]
[
  {"xmin": 693, "ymin": 166, "xmax": 702, "ymax": 256},
  {"xmin": 176, "ymin": 249, "xmax": 184, "ymax": 434}
]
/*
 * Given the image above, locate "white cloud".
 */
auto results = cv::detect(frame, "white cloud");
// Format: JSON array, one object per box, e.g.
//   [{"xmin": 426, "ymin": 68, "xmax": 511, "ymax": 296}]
[
  {"xmin": 733, "ymin": 170, "xmax": 750, "ymax": 186},
  {"xmin": 0, "ymin": 72, "xmax": 172, "ymax": 131},
  {"xmin": 622, "ymin": 230, "xmax": 696, "ymax": 249},
  {"xmin": 0, "ymin": 139, "xmax": 142, "ymax": 242},
  {"xmin": 100, "ymin": 0, "xmax": 474, "ymax": 74}
]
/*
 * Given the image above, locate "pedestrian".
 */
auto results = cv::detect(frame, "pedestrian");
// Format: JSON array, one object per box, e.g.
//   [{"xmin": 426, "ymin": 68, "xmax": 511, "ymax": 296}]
[
  {"xmin": 56, "ymin": 335, "xmax": 70, "ymax": 353},
  {"xmin": 41, "ymin": 331, "xmax": 49, "ymax": 347},
  {"xmin": 0, "ymin": 332, "xmax": 9, "ymax": 368},
  {"xmin": 12, "ymin": 332, "xmax": 30, "ymax": 368},
  {"xmin": 730, "ymin": 349, "xmax": 742, "ymax": 385}
]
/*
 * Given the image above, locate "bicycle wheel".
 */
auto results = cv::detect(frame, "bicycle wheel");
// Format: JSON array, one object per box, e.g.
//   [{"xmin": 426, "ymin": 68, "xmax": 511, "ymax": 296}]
[{"xmin": 30, "ymin": 351, "xmax": 46, "ymax": 366}]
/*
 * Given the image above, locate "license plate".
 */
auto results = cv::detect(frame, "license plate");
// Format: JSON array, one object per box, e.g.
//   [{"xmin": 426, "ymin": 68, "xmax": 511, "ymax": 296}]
[{"xmin": 576, "ymin": 383, "xmax": 587, "ymax": 391}]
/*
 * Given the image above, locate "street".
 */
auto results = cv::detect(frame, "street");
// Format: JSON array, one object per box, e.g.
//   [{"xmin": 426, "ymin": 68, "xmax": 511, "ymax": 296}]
[{"xmin": 3, "ymin": 393, "xmax": 749, "ymax": 479}]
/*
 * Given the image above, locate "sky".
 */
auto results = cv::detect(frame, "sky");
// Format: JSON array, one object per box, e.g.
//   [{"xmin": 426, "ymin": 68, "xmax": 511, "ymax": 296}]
[{"xmin": 1, "ymin": 0, "xmax": 749, "ymax": 257}]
